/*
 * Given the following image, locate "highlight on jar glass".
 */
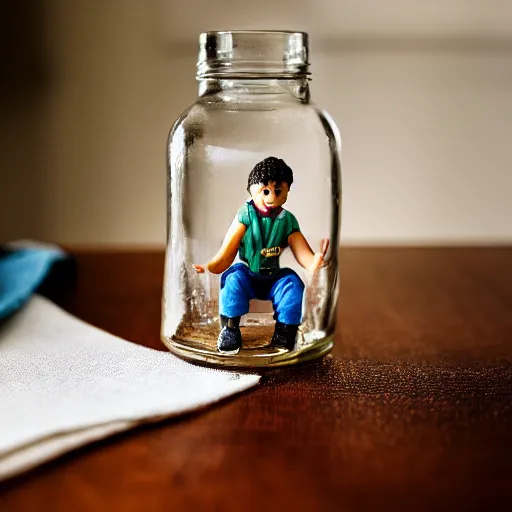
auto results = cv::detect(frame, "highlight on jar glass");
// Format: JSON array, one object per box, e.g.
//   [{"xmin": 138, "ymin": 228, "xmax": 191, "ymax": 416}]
[{"xmin": 161, "ymin": 30, "xmax": 341, "ymax": 368}]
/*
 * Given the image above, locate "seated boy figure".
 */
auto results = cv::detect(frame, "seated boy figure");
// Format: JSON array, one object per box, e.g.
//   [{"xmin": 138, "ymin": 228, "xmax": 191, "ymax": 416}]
[{"xmin": 194, "ymin": 157, "xmax": 328, "ymax": 354}]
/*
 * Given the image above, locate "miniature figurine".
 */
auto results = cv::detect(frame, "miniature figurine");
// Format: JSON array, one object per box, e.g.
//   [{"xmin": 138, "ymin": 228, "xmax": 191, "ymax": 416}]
[{"xmin": 194, "ymin": 157, "xmax": 329, "ymax": 354}]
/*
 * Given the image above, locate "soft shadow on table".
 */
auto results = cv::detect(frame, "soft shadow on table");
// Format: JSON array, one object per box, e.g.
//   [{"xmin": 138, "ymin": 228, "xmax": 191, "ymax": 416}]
[{"xmin": 263, "ymin": 353, "xmax": 512, "ymax": 398}]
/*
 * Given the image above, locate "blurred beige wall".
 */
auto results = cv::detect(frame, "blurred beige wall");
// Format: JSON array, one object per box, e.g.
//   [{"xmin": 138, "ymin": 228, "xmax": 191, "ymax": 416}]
[{"xmin": 1, "ymin": 0, "xmax": 511, "ymax": 246}]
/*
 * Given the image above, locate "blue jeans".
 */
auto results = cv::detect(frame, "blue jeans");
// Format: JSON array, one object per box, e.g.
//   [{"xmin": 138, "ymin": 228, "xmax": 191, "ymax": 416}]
[{"xmin": 219, "ymin": 263, "xmax": 305, "ymax": 325}]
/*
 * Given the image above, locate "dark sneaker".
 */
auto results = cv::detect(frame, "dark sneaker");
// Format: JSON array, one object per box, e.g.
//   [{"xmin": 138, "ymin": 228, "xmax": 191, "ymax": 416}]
[
  {"xmin": 271, "ymin": 322, "xmax": 299, "ymax": 351},
  {"xmin": 217, "ymin": 315, "xmax": 242, "ymax": 354}
]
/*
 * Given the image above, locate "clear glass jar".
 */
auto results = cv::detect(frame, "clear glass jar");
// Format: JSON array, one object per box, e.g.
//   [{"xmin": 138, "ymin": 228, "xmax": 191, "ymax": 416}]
[{"xmin": 161, "ymin": 31, "xmax": 341, "ymax": 368}]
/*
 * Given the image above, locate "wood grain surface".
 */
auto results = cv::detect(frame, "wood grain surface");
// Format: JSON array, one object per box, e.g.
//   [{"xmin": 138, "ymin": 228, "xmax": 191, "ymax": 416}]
[{"xmin": 1, "ymin": 248, "xmax": 512, "ymax": 511}]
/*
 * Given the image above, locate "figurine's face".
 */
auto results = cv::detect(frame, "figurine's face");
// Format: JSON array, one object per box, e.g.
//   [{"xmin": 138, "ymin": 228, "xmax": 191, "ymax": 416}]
[{"xmin": 249, "ymin": 181, "xmax": 290, "ymax": 214}]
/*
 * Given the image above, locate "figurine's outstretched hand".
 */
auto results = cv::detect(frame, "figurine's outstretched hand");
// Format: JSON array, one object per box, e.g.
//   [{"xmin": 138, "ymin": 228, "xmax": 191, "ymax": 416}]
[
  {"xmin": 310, "ymin": 238, "xmax": 330, "ymax": 271},
  {"xmin": 193, "ymin": 264, "xmax": 206, "ymax": 273},
  {"xmin": 288, "ymin": 232, "xmax": 331, "ymax": 272},
  {"xmin": 320, "ymin": 238, "xmax": 330, "ymax": 258}
]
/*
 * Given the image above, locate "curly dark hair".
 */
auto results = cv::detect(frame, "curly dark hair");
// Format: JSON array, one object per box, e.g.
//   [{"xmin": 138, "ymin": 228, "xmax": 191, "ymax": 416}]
[{"xmin": 247, "ymin": 157, "xmax": 294, "ymax": 191}]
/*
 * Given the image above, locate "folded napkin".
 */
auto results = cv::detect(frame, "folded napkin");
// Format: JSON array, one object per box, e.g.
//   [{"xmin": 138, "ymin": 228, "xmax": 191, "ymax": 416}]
[
  {"xmin": 0, "ymin": 296, "xmax": 260, "ymax": 481},
  {"xmin": 0, "ymin": 244, "xmax": 260, "ymax": 481}
]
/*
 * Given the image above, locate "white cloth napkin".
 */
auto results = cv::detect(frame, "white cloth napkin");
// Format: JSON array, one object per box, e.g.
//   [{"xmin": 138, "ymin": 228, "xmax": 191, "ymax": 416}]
[{"xmin": 0, "ymin": 296, "xmax": 260, "ymax": 481}]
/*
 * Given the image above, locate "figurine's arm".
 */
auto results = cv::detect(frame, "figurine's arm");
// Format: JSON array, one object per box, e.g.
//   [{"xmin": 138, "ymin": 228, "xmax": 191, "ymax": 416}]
[
  {"xmin": 194, "ymin": 218, "xmax": 247, "ymax": 275},
  {"xmin": 288, "ymin": 232, "xmax": 329, "ymax": 272}
]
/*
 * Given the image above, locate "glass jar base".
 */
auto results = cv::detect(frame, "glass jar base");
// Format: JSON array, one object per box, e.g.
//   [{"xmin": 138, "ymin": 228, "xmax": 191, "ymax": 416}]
[{"xmin": 161, "ymin": 333, "xmax": 334, "ymax": 369}]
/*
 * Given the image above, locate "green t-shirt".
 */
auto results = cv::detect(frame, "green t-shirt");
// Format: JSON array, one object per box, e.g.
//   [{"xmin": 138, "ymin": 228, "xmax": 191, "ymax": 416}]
[{"xmin": 237, "ymin": 200, "xmax": 300, "ymax": 274}]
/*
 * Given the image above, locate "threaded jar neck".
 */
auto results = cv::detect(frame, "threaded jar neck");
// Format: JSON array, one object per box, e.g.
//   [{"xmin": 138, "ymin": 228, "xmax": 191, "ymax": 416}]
[{"xmin": 197, "ymin": 31, "xmax": 310, "ymax": 80}]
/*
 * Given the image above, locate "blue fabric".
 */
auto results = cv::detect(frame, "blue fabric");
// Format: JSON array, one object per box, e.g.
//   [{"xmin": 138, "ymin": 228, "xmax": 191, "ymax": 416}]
[
  {"xmin": 219, "ymin": 262, "xmax": 305, "ymax": 325},
  {"xmin": 0, "ymin": 247, "xmax": 66, "ymax": 321}
]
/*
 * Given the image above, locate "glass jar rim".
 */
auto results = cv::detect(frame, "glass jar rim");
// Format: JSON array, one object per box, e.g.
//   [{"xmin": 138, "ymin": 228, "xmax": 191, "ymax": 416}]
[{"xmin": 197, "ymin": 30, "xmax": 310, "ymax": 80}]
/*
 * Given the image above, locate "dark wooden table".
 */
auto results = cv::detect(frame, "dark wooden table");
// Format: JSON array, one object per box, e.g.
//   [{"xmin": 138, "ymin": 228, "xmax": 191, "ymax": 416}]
[{"xmin": 1, "ymin": 248, "xmax": 512, "ymax": 511}]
